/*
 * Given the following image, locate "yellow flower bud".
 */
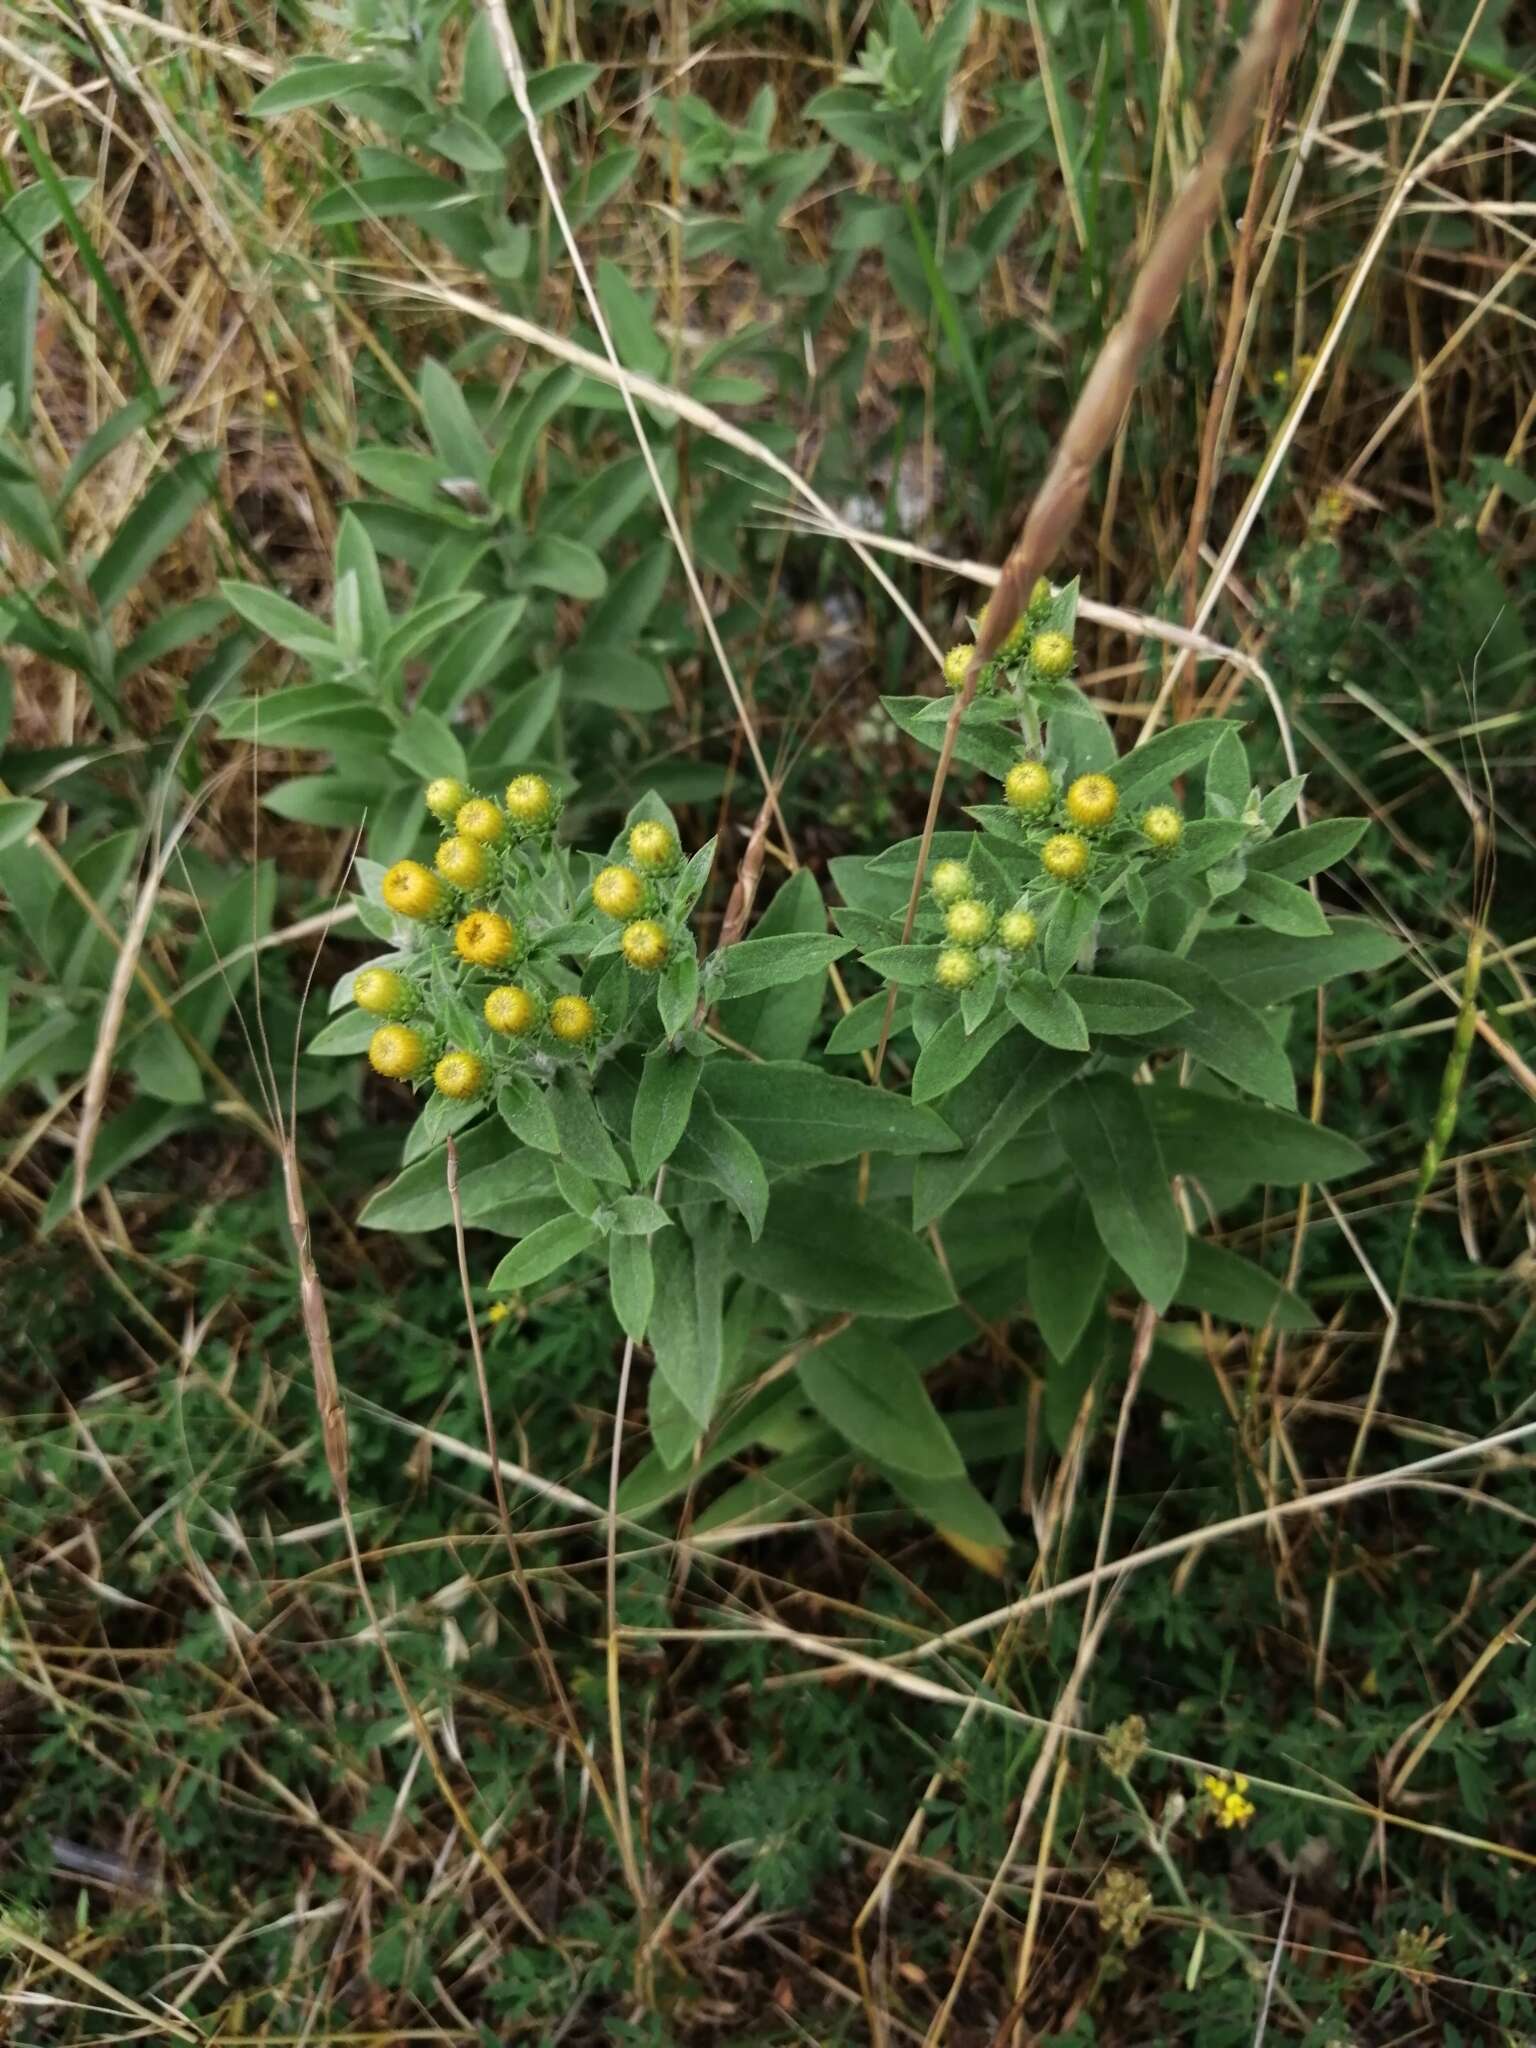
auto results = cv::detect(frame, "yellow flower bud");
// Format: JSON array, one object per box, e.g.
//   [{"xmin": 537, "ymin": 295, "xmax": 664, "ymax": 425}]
[
  {"xmin": 621, "ymin": 919, "xmax": 669, "ymax": 972},
  {"xmin": 454, "ymin": 910, "xmax": 518, "ymax": 967},
  {"xmin": 434, "ymin": 834, "xmax": 489, "ymax": 891},
  {"xmin": 454, "ymin": 797, "xmax": 506, "ymax": 846},
  {"xmin": 353, "ymin": 967, "xmax": 414, "ymax": 1017},
  {"xmin": 1041, "ymin": 832, "xmax": 1091, "ymax": 883},
  {"xmin": 368, "ymin": 1024, "xmax": 427, "ymax": 1080},
  {"xmin": 1065, "ymin": 773, "xmax": 1118, "ymax": 830},
  {"xmin": 593, "ymin": 864, "xmax": 647, "ymax": 920},
  {"xmin": 424, "ymin": 777, "xmax": 470, "ymax": 824},
  {"xmin": 548, "ymin": 994, "xmax": 598, "ymax": 1044},
  {"xmin": 930, "ymin": 859, "xmax": 971, "ymax": 906},
  {"xmin": 433, "ymin": 1050, "xmax": 486, "ymax": 1100},
  {"xmin": 998, "ymin": 908, "xmax": 1037, "ymax": 951},
  {"xmin": 1140, "ymin": 803, "xmax": 1183, "ymax": 851},
  {"xmin": 935, "ymin": 947, "xmax": 980, "ymax": 991},
  {"xmin": 944, "ymin": 899, "xmax": 994, "ymax": 946},
  {"xmin": 1027, "ymin": 574, "xmax": 1053, "ymax": 614},
  {"xmin": 627, "ymin": 819, "xmax": 679, "ymax": 873},
  {"xmin": 1030, "ymin": 630, "xmax": 1074, "ymax": 679},
  {"xmin": 1004, "ymin": 759, "xmax": 1054, "ymax": 816},
  {"xmin": 382, "ymin": 860, "xmax": 444, "ymax": 920},
  {"xmin": 504, "ymin": 773, "xmax": 556, "ymax": 830},
  {"xmin": 484, "ymin": 984, "xmax": 541, "ymax": 1037},
  {"xmin": 943, "ymin": 643, "xmax": 976, "ymax": 690}
]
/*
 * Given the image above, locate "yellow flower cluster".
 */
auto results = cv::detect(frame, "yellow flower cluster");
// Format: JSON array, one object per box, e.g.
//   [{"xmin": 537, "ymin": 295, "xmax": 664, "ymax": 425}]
[{"xmin": 1201, "ymin": 1772, "xmax": 1255, "ymax": 1830}]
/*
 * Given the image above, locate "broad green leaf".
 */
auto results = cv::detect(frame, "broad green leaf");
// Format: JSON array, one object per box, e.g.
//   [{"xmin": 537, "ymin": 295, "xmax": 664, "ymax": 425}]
[
  {"xmin": 1185, "ymin": 918, "xmax": 1402, "ymax": 1007},
  {"xmin": 657, "ymin": 945, "xmax": 701, "ymax": 1036},
  {"xmin": 1228, "ymin": 870, "xmax": 1331, "ymax": 938},
  {"xmin": 1006, "ymin": 971, "xmax": 1089, "ymax": 1051},
  {"xmin": 1028, "ymin": 1186, "xmax": 1107, "ymax": 1361},
  {"xmin": 307, "ymin": 1010, "xmax": 378, "ymax": 1055},
  {"xmin": 1049, "ymin": 1075, "xmax": 1187, "ymax": 1312},
  {"xmin": 548, "ymin": 1069, "xmax": 628, "ymax": 1184},
  {"xmin": 419, "ymin": 357, "xmax": 490, "ymax": 485},
  {"xmin": 217, "ymin": 683, "xmax": 393, "ymax": 747},
  {"xmin": 488, "ymin": 1212, "xmax": 601, "ymax": 1292},
  {"xmin": 710, "ymin": 931, "xmax": 852, "ymax": 1002},
  {"xmin": 1043, "ymin": 885, "xmax": 1100, "ymax": 986},
  {"xmin": 609, "ymin": 1230, "xmax": 654, "ymax": 1340},
  {"xmin": 826, "ymin": 990, "xmax": 913, "ymax": 1055},
  {"xmin": 89, "ymin": 452, "xmax": 219, "ymax": 614},
  {"xmin": 419, "ymin": 598, "xmax": 527, "ymax": 718},
  {"xmin": 522, "ymin": 533, "xmax": 606, "ymax": 599},
  {"xmin": 1204, "ymin": 726, "xmax": 1250, "ymax": 813},
  {"xmin": 702, "ymin": 1059, "xmax": 958, "ymax": 1169},
  {"xmin": 359, "ymin": 1124, "xmax": 553, "ymax": 1233},
  {"xmin": 249, "ymin": 58, "xmax": 404, "ymax": 116},
  {"xmin": 0, "ymin": 797, "xmax": 42, "ymax": 852},
  {"xmin": 58, "ymin": 394, "xmax": 158, "ymax": 503},
  {"xmin": 799, "ymin": 1326, "xmax": 963, "ymax": 1478},
  {"xmin": 715, "ymin": 870, "xmax": 833, "ymax": 1062},
  {"xmin": 912, "ymin": 1039, "xmax": 1083, "ymax": 1228},
  {"xmin": 882, "ymin": 694, "xmax": 1017, "ymax": 777},
  {"xmin": 861, "ymin": 944, "xmax": 944, "ymax": 988},
  {"xmin": 1249, "ymin": 816, "xmax": 1367, "ymax": 882},
  {"xmin": 526, "ymin": 61, "xmax": 602, "ymax": 115},
  {"xmin": 378, "ymin": 592, "xmax": 481, "ymax": 680},
  {"xmin": 584, "ymin": 546, "xmax": 671, "ymax": 646},
  {"xmin": 648, "ymin": 1221, "xmax": 725, "ymax": 1427},
  {"xmin": 1119, "ymin": 947, "xmax": 1297, "ymax": 1110},
  {"xmin": 1168, "ymin": 1237, "xmax": 1315, "ymax": 1331},
  {"xmin": 736, "ymin": 1188, "xmax": 954, "ymax": 1318},
  {"xmin": 1108, "ymin": 719, "xmax": 1239, "ymax": 810},
  {"xmin": 390, "ymin": 705, "xmax": 467, "ymax": 782},
  {"xmin": 218, "ymin": 581, "xmax": 338, "ymax": 660},
  {"xmin": 116, "ymin": 598, "xmax": 228, "ymax": 681},
  {"xmin": 668, "ymin": 1096, "xmax": 768, "ymax": 1240},
  {"xmin": 631, "ymin": 1046, "xmax": 705, "ymax": 1183},
  {"xmin": 911, "ymin": 1009, "xmax": 1013, "ymax": 1103},
  {"xmin": 497, "ymin": 1075, "xmax": 560, "ymax": 1154},
  {"xmin": 1061, "ymin": 974, "xmax": 1192, "ymax": 1035},
  {"xmin": 561, "ymin": 647, "xmax": 670, "ymax": 711},
  {"xmin": 311, "ymin": 174, "xmax": 469, "ymax": 227},
  {"xmin": 1146, "ymin": 1086, "xmax": 1368, "ymax": 1185}
]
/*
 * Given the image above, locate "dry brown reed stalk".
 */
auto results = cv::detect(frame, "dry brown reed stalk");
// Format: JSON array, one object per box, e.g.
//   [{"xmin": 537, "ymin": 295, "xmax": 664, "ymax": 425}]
[{"xmin": 870, "ymin": 0, "xmax": 1303, "ymax": 1078}]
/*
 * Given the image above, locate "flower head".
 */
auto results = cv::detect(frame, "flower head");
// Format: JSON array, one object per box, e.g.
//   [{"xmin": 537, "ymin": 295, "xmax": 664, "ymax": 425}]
[
  {"xmin": 1041, "ymin": 832, "xmax": 1091, "ymax": 883},
  {"xmin": 621, "ymin": 918, "xmax": 669, "ymax": 972},
  {"xmin": 454, "ymin": 910, "xmax": 518, "ymax": 968},
  {"xmin": 1030, "ymin": 630, "xmax": 1074, "ymax": 679},
  {"xmin": 434, "ymin": 1050, "xmax": 486, "ymax": 1100},
  {"xmin": 435, "ymin": 834, "xmax": 489, "ymax": 891},
  {"xmin": 930, "ymin": 858, "xmax": 971, "ymax": 906},
  {"xmin": 1065, "ymin": 773, "xmax": 1118, "ymax": 831},
  {"xmin": 998, "ymin": 908, "xmax": 1038, "ymax": 952},
  {"xmin": 484, "ymin": 984, "xmax": 541, "ymax": 1037},
  {"xmin": 943, "ymin": 643, "xmax": 977, "ymax": 690},
  {"xmin": 368, "ymin": 1023, "xmax": 427, "ymax": 1080},
  {"xmin": 353, "ymin": 967, "xmax": 414, "ymax": 1018},
  {"xmin": 424, "ymin": 777, "xmax": 470, "ymax": 824},
  {"xmin": 455, "ymin": 797, "xmax": 506, "ymax": 847},
  {"xmin": 935, "ymin": 947, "xmax": 980, "ymax": 992},
  {"xmin": 1004, "ymin": 759, "xmax": 1054, "ymax": 817},
  {"xmin": 504, "ymin": 773, "xmax": 557, "ymax": 831},
  {"xmin": 382, "ymin": 860, "xmax": 444, "ymax": 921},
  {"xmin": 548, "ymin": 994, "xmax": 598, "ymax": 1045},
  {"xmin": 1140, "ymin": 803, "xmax": 1183, "ymax": 851},
  {"xmin": 593, "ymin": 865, "xmax": 647, "ymax": 921},
  {"xmin": 944, "ymin": 899, "xmax": 994, "ymax": 946},
  {"xmin": 627, "ymin": 819, "xmax": 679, "ymax": 874}
]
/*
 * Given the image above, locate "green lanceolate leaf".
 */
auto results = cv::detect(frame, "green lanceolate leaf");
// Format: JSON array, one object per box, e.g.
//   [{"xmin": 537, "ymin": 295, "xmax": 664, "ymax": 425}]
[
  {"xmin": 669, "ymin": 1096, "xmax": 769, "ymax": 1241},
  {"xmin": 702, "ymin": 1059, "xmax": 958, "ymax": 1170},
  {"xmin": 1184, "ymin": 917, "xmax": 1402, "ymax": 1007},
  {"xmin": 715, "ymin": 870, "xmax": 835, "ymax": 1062},
  {"xmin": 799, "ymin": 1325, "xmax": 964, "ymax": 1479},
  {"xmin": 1006, "ymin": 971, "xmax": 1089, "ymax": 1051},
  {"xmin": 631, "ymin": 1046, "xmax": 705, "ymax": 1183},
  {"xmin": 861, "ymin": 943, "xmax": 945, "ymax": 988},
  {"xmin": 1028, "ymin": 1185, "xmax": 1108, "ymax": 1362},
  {"xmin": 912, "ymin": 1038, "xmax": 1084, "ymax": 1228},
  {"xmin": 497, "ymin": 1075, "xmax": 560, "ymax": 1154},
  {"xmin": 1118, "ymin": 946, "xmax": 1298, "ymax": 1110},
  {"xmin": 709, "ymin": 931, "xmax": 852, "ymax": 1002},
  {"xmin": 737, "ymin": 1188, "xmax": 954, "ymax": 1318},
  {"xmin": 648, "ymin": 1218, "xmax": 726, "ymax": 1427},
  {"xmin": 657, "ymin": 945, "xmax": 701, "ymax": 1036},
  {"xmin": 1043, "ymin": 886, "xmax": 1099, "ymax": 987},
  {"xmin": 1227, "ymin": 869, "xmax": 1331, "ymax": 938},
  {"xmin": 1248, "ymin": 815, "xmax": 1366, "ymax": 882},
  {"xmin": 1049, "ymin": 1074, "xmax": 1187, "ymax": 1312},
  {"xmin": 1167, "ymin": 1236, "xmax": 1315, "ymax": 1331},
  {"xmin": 911, "ymin": 1009, "xmax": 1013, "ymax": 1103},
  {"xmin": 827, "ymin": 990, "xmax": 914, "ymax": 1055},
  {"xmin": 609, "ymin": 1229, "xmax": 654, "ymax": 1341},
  {"xmin": 88, "ymin": 452, "xmax": 220, "ymax": 615},
  {"xmin": 1060, "ymin": 973, "xmax": 1193, "ymax": 1035},
  {"xmin": 1107, "ymin": 718, "xmax": 1239, "ymax": 811},
  {"xmin": 488, "ymin": 1212, "xmax": 601, "ymax": 1292},
  {"xmin": 1146, "ymin": 1085, "xmax": 1368, "ymax": 1185},
  {"xmin": 548, "ymin": 1069, "xmax": 628, "ymax": 1185},
  {"xmin": 307, "ymin": 1010, "xmax": 378, "ymax": 1056}
]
